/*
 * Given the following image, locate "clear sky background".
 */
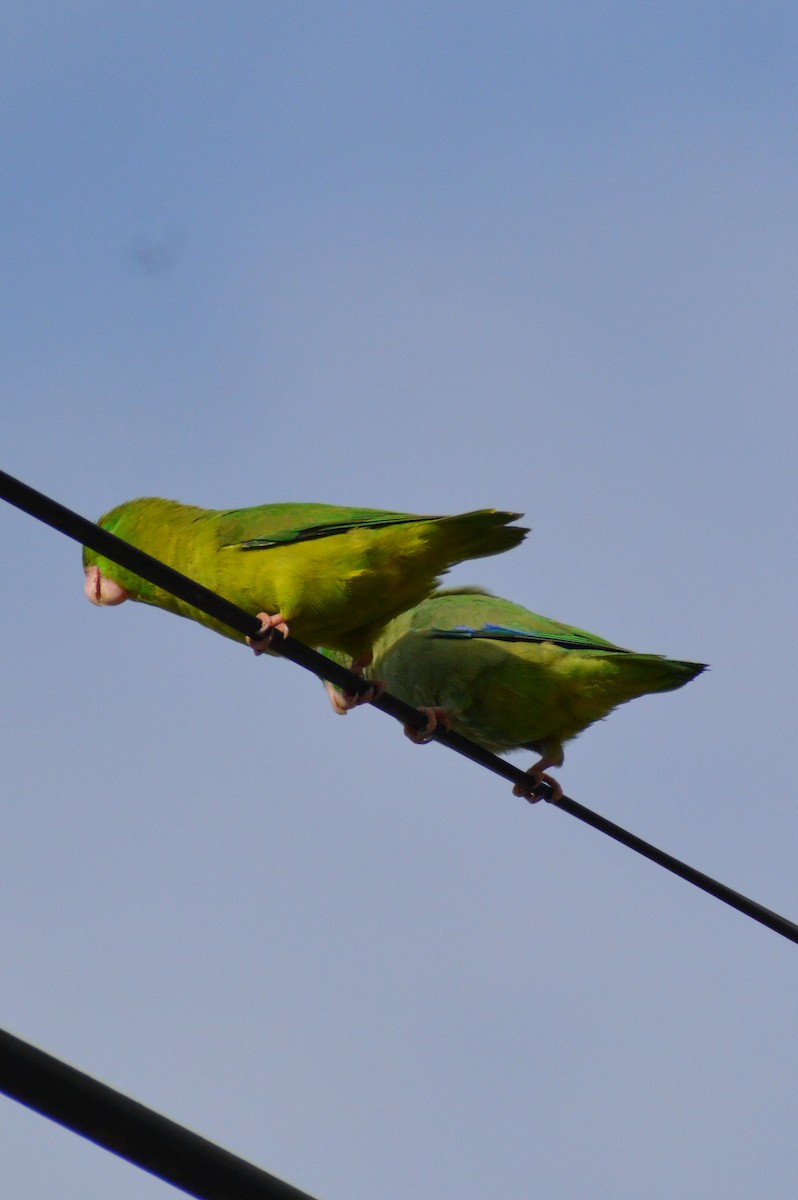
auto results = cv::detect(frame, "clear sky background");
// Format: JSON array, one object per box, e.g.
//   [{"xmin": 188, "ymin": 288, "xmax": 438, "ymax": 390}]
[{"xmin": 3, "ymin": 4, "xmax": 798, "ymax": 1197}]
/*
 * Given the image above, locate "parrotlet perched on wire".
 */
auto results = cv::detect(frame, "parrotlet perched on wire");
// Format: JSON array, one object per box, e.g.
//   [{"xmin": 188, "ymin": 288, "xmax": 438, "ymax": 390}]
[
  {"xmin": 324, "ymin": 587, "xmax": 705, "ymax": 800},
  {"xmin": 82, "ymin": 499, "xmax": 528, "ymax": 682}
]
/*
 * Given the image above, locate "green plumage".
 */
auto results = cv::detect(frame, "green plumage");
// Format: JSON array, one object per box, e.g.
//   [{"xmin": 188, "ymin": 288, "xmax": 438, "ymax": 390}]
[
  {"xmin": 82, "ymin": 498, "xmax": 528, "ymax": 658},
  {"xmin": 356, "ymin": 586, "xmax": 706, "ymax": 769}
]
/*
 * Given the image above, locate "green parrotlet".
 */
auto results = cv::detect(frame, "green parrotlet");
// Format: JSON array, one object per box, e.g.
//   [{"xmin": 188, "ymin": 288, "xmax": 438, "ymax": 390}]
[
  {"xmin": 83, "ymin": 499, "xmax": 528, "ymax": 677},
  {"xmin": 324, "ymin": 587, "xmax": 705, "ymax": 800}
]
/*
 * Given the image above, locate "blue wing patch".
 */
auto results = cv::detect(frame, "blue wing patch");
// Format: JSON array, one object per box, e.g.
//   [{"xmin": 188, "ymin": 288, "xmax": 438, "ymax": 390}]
[{"xmin": 430, "ymin": 624, "xmax": 626, "ymax": 653}]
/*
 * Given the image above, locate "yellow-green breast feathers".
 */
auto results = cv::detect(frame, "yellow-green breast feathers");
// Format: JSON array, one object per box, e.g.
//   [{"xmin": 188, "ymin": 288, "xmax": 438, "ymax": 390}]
[
  {"xmin": 364, "ymin": 587, "xmax": 706, "ymax": 765},
  {"xmin": 82, "ymin": 498, "xmax": 528, "ymax": 657}
]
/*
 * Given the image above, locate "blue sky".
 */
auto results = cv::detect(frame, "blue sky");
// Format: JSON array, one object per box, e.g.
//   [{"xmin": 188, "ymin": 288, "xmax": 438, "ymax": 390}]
[{"xmin": 3, "ymin": 4, "xmax": 798, "ymax": 1197}]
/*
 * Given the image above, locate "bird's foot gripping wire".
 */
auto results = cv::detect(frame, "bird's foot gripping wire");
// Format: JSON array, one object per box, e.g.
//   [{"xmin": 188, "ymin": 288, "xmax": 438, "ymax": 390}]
[
  {"xmin": 404, "ymin": 706, "xmax": 451, "ymax": 744},
  {"xmin": 512, "ymin": 759, "xmax": 563, "ymax": 804},
  {"xmin": 324, "ymin": 678, "xmax": 386, "ymax": 714},
  {"xmin": 247, "ymin": 611, "xmax": 290, "ymax": 654},
  {"xmin": 324, "ymin": 652, "xmax": 385, "ymax": 714}
]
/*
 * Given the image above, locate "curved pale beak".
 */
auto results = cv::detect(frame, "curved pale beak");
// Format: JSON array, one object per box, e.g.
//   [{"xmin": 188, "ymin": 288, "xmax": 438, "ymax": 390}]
[{"xmin": 84, "ymin": 565, "xmax": 130, "ymax": 606}]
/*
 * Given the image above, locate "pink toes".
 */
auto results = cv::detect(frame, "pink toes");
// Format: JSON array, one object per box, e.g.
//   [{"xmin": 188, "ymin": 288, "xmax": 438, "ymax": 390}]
[
  {"xmin": 247, "ymin": 611, "xmax": 290, "ymax": 655},
  {"xmin": 512, "ymin": 762, "xmax": 563, "ymax": 804},
  {"xmin": 325, "ymin": 679, "xmax": 386, "ymax": 714},
  {"xmin": 403, "ymin": 706, "xmax": 451, "ymax": 745}
]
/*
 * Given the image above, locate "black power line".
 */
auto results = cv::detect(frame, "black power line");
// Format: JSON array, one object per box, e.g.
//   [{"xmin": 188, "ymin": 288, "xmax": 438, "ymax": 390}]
[
  {"xmin": 3, "ymin": 465, "xmax": 798, "ymax": 1199},
  {"xmin": 2, "ymin": 468, "xmax": 797, "ymax": 945},
  {"xmin": 0, "ymin": 1027, "xmax": 318, "ymax": 1200}
]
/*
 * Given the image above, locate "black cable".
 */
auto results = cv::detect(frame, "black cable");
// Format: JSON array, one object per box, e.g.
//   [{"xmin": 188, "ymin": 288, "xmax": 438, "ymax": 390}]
[
  {"xmin": 0, "ymin": 1027, "xmax": 318, "ymax": 1200},
  {"xmin": 2, "ymin": 467, "xmax": 797, "ymax": 945},
  {"xmin": 2, "ymin": 465, "xmax": 798, "ymax": 1197}
]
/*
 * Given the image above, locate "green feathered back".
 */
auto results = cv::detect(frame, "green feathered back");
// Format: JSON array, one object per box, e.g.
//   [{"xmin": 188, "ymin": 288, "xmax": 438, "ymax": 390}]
[
  {"xmin": 364, "ymin": 587, "xmax": 706, "ymax": 764},
  {"xmin": 83, "ymin": 499, "xmax": 528, "ymax": 658}
]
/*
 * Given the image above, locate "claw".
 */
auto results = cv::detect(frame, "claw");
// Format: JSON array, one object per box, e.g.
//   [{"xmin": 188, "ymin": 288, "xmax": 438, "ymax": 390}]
[
  {"xmin": 247, "ymin": 611, "xmax": 290, "ymax": 655},
  {"xmin": 512, "ymin": 758, "xmax": 563, "ymax": 804},
  {"xmin": 404, "ymin": 706, "xmax": 451, "ymax": 744},
  {"xmin": 323, "ymin": 648, "xmax": 385, "ymax": 714},
  {"xmin": 324, "ymin": 678, "xmax": 386, "ymax": 714}
]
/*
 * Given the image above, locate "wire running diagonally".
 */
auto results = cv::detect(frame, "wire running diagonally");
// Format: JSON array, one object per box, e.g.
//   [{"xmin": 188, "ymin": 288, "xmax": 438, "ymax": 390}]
[
  {"xmin": 2, "ymin": 465, "xmax": 797, "ymax": 1199},
  {"xmin": 2, "ymin": 466, "xmax": 797, "ymax": 947},
  {"xmin": 0, "ymin": 1027, "xmax": 319, "ymax": 1200}
]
